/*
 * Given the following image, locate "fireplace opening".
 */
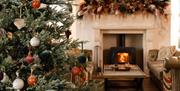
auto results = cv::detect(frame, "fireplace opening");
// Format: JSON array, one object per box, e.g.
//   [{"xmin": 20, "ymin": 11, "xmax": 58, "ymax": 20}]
[
  {"xmin": 110, "ymin": 47, "xmax": 136, "ymax": 64},
  {"xmin": 103, "ymin": 33, "xmax": 143, "ymax": 69},
  {"xmin": 110, "ymin": 34, "xmax": 136, "ymax": 64},
  {"xmin": 116, "ymin": 52, "xmax": 129, "ymax": 64}
]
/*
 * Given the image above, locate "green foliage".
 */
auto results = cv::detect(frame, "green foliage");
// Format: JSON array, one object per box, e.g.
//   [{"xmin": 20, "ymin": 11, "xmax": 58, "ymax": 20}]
[{"xmin": 0, "ymin": 0, "xmax": 89, "ymax": 90}]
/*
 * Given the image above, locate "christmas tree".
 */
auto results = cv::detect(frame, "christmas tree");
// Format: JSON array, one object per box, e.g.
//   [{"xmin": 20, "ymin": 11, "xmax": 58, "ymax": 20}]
[{"xmin": 0, "ymin": 0, "xmax": 91, "ymax": 90}]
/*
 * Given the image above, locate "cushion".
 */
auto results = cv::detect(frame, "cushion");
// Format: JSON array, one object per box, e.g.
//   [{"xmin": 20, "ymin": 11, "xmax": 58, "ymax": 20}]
[
  {"xmin": 157, "ymin": 46, "xmax": 176, "ymax": 61},
  {"xmin": 165, "ymin": 56, "xmax": 180, "ymax": 69},
  {"xmin": 147, "ymin": 60, "xmax": 165, "ymax": 80},
  {"xmin": 174, "ymin": 51, "xmax": 180, "ymax": 56},
  {"xmin": 148, "ymin": 49, "xmax": 159, "ymax": 61}
]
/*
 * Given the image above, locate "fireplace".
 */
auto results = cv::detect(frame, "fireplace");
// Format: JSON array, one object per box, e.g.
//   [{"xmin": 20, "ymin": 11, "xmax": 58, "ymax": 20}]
[
  {"xmin": 106, "ymin": 34, "xmax": 136, "ymax": 64},
  {"xmin": 110, "ymin": 47, "xmax": 136, "ymax": 64},
  {"xmin": 116, "ymin": 52, "xmax": 129, "ymax": 63},
  {"xmin": 103, "ymin": 33, "xmax": 143, "ymax": 69}
]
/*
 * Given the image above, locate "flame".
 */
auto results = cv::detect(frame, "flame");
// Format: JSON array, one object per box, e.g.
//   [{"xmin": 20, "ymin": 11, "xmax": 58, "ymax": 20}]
[{"xmin": 116, "ymin": 53, "xmax": 129, "ymax": 63}]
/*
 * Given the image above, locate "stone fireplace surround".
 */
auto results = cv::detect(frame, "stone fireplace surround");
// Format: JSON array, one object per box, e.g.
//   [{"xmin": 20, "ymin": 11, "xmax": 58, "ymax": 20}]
[
  {"xmin": 95, "ymin": 29, "xmax": 146, "ymax": 72},
  {"xmin": 75, "ymin": 14, "xmax": 170, "ymax": 73}
]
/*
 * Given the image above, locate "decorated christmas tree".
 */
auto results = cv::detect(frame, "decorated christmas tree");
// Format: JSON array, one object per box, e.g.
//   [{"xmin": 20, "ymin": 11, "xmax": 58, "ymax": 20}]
[{"xmin": 0, "ymin": 0, "xmax": 92, "ymax": 90}]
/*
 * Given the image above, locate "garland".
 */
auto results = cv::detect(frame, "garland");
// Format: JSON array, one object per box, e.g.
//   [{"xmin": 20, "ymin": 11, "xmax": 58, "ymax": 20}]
[{"xmin": 77, "ymin": 0, "xmax": 170, "ymax": 19}]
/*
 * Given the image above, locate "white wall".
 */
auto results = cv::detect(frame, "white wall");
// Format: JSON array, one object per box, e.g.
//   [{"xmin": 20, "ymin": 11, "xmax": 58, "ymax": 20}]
[
  {"xmin": 171, "ymin": 0, "xmax": 180, "ymax": 49},
  {"xmin": 75, "ymin": 14, "xmax": 170, "ymax": 49}
]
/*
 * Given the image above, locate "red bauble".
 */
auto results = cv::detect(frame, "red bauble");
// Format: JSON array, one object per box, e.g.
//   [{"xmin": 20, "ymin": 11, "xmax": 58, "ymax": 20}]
[
  {"xmin": 71, "ymin": 66, "xmax": 81, "ymax": 75},
  {"xmin": 32, "ymin": 0, "xmax": 41, "ymax": 9},
  {"xmin": 0, "ymin": 70, "xmax": 3, "ymax": 80},
  {"xmin": 27, "ymin": 75, "xmax": 37, "ymax": 86},
  {"xmin": 25, "ymin": 54, "xmax": 34, "ymax": 64}
]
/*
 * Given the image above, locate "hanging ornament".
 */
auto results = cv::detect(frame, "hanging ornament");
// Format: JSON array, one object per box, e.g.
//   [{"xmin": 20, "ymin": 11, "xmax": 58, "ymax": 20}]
[
  {"xmin": 1, "ymin": 73, "xmax": 10, "ymax": 83},
  {"xmin": 65, "ymin": 30, "xmax": 71, "ymax": 39},
  {"xmin": 13, "ymin": 71, "xmax": 24, "ymax": 90},
  {"xmin": 13, "ymin": 78, "xmax": 24, "ymax": 90},
  {"xmin": 30, "ymin": 36, "xmax": 40, "ymax": 47},
  {"xmin": 78, "ymin": 55, "xmax": 86, "ymax": 64},
  {"xmin": 0, "ymin": 70, "xmax": 3, "ymax": 80},
  {"xmin": 78, "ymin": 41, "xmax": 87, "ymax": 64},
  {"xmin": 27, "ymin": 75, "xmax": 37, "ymax": 86},
  {"xmin": 14, "ymin": 18, "xmax": 26, "ymax": 30},
  {"xmin": 32, "ymin": 0, "xmax": 41, "ymax": 9},
  {"xmin": 71, "ymin": 66, "xmax": 81, "ymax": 75},
  {"xmin": 25, "ymin": 52, "xmax": 34, "ymax": 64},
  {"xmin": 39, "ymin": 50, "xmax": 51, "ymax": 60}
]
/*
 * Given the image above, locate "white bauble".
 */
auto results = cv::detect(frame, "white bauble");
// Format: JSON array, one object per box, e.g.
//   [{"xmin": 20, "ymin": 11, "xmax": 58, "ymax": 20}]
[
  {"xmin": 1, "ymin": 73, "xmax": 9, "ymax": 83},
  {"xmin": 30, "ymin": 37, "xmax": 40, "ymax": 47},
  {"xmin": 13, "ymin": 78, "xmax": 24, "ymax": 90}
]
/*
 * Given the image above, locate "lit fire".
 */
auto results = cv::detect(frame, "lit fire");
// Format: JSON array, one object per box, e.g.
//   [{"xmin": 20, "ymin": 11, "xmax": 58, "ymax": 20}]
[{"xmin": 116, "ymin": 53, "xmax": 129, "ymax": 63}]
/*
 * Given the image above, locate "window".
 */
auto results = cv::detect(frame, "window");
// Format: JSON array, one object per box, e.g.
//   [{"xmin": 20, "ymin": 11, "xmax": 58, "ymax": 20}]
[
  {"xmin": 178, "ymin": 15, "xmax": 180, "ymax": 49},
  {"xmin": 179, "ymin": 27, "xmax": 180, "ymax": 48},
  {"xmin": 171, "ymin": 0, "xmax": 180, "ymax": 49}
]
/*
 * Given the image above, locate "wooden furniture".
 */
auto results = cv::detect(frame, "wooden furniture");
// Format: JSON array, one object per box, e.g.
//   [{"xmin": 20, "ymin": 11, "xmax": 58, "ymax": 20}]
[{"xmin": 103, "ymin": 64, "xmax": 147, "ymax": 91}]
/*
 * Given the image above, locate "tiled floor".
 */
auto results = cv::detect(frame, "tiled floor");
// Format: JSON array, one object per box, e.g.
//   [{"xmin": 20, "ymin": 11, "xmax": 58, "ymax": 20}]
[{"xmin": 107, "ymin": 78, "xmax": 159, "ymax": 91}]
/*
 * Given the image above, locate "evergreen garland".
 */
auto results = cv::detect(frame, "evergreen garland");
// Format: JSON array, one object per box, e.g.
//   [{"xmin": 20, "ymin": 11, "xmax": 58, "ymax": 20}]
[{"xmin": 77, "ymin": 0, "xmax": 170, "ymax": 19}]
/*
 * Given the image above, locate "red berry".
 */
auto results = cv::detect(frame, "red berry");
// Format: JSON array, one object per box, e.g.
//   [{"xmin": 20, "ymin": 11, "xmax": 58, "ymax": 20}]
[
  {"xmin": 32, "ymin": 0, "xmax": 41, "ymax": 9},
  {"xmin": 71, "ymin": 66, "xmax": 81, "ymax": 75}
]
